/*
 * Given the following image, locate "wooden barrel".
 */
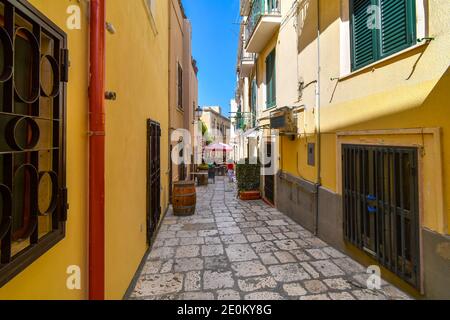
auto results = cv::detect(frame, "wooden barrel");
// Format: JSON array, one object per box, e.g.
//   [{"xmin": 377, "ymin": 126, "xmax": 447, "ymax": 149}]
[{"xmin": 173, "ymin": 181, "xmax": 197, "ymax": 216}]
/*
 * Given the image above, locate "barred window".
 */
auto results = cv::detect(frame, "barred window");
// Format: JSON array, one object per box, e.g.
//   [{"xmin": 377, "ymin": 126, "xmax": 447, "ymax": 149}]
[
  {"xmin": 0, "ymin": 0, "xmax": 68, "ymax": 286},
  {"xmin": 177, "ymin": 63, "xmax": 183, "ymax": 109}
]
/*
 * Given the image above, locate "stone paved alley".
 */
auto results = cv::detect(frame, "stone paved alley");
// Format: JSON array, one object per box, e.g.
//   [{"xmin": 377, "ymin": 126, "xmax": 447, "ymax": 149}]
[{"xmin": 129, "ymin": 177, "xmax": 411, "ymax": 300}]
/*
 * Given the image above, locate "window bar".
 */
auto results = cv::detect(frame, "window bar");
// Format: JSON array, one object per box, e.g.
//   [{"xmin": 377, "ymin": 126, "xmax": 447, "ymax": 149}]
[
  {"xmin": 0, "ymin": 154, "xmax": 13, "ymax": 264},
  {"xmin": 392, "ymin": 150, "xmax": 399, "ymax": 275},
  {"xmin": 409, "ymin": 150, "xmax": 418, "ymax": 285},
  {"xmin": 343, "ymin": 146, "xmax": 348, "ymax": 240},
  {"xmin": 345, "ymin": 146, "xmax": 350, "ymax": 241},
  {"xmin": 356, "ymin": 147, "xmax": 360, "ymax": 246},
  {"xmin": 4, "ymin": 3, "xmax": 14, "ymax": 114},
  {"xmin": 398, "ymin": 151, "xmax": 406, "ymax": 278},
  {"xmin": 381, "ymin": 149, "xmax": 387, "ymax": 266},
  {"xmin": 33, "ymin": 23, "xmax": 42, "ymax": 118},
  {"xmin": 378, "ymin": 149, "xmax": 383, "ymax": 263},
  {"xmin": 362, "ymin": 148, "xmax": 368, "ymax": 248},
  {"xmin": 374, "ymin": 149, "xmax": 380, "ymax": 259},
  {"xmin": 387, "ymin": 150, "xmax": 393, "ymax": 268},
  {"xmin": 350, "ymin": 147, "xmax": 355, "ymax": 244},
  {"xmin": 354, "ymin": 147, "xmax": 359, "ymax": 245}
]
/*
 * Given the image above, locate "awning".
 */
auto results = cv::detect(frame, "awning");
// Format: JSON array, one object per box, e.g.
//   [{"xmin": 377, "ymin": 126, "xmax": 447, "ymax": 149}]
[
  {"xmin": 205, "ymin": 143, "xmax": 233, "ymax": 152},
  {"xmin": 242, "ymin": 127, "xmax": 259, "ymax": 139}
]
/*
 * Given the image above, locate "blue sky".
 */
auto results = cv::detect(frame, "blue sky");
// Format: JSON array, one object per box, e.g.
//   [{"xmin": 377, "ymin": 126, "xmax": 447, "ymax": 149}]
[{"xmin": 183, "ymin": 0, "xmax": 240, "ymax": 118}]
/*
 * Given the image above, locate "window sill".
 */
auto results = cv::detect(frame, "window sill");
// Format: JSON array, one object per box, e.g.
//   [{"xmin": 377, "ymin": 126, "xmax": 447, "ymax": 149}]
[{"xmin": 339, "ymin": 42, "xmax": 429, "ymax": 81}]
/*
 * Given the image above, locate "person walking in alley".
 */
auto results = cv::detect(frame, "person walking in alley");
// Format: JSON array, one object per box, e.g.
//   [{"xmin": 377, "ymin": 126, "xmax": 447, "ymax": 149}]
[
  {"xmin": 208, "ymin": 162, "xmax": 216, "ymax": 184},
  {"xmin": 227, "ymin": 161, "xmax": 235, "ymax": 183}
]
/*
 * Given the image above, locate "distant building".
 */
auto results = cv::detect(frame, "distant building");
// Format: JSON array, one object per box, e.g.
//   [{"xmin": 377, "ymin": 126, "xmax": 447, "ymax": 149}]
[
  {"xmin": 169, "ymin": 0, "xmax": 199, "ymax": 185},
  {"xmin": 230, "ymin": 99, "xmax": 239, "ymax": 160},
  {"xmin": 201, "ymin": 106, "xmax": 231, "ymax": 144}
]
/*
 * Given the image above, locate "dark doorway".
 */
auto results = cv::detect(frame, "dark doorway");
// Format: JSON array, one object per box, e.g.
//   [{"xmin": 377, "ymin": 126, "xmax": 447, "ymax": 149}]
[
  {"xmin": 264, "ymin": 142, "xmax": 275, "ymax": 205},
  {"xmin": 147, "ymin": 120, "xmax": 162, "ymax": 244},
  {"xmin": 343, "ymin": 144, "xmax": 420, "ymax": 288}
]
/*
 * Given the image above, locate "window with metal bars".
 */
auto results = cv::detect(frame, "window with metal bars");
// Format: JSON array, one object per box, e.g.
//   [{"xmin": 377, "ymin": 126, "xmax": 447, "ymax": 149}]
[
  {"xmin": 0, "ymin": 0, "xmax": 68, "ymax": 287},
  {"xmin": 350, "ymin": 0, "xmax": 416, "ymax": 71},
  {"xmin": 342, "ymin": 145, "xmax": 420, "ymax": 288}
]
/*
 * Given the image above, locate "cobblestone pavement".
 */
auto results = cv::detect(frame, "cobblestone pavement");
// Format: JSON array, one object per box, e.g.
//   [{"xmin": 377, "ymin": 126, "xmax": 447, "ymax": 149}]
[{"xmin": 129, "ymin": 177, "xmax": 411, "ymax": 300}]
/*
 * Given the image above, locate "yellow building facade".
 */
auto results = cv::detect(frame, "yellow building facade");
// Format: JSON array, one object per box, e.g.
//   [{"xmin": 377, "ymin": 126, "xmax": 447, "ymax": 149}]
[
  {"xmin": 0, "ymin": 0, "xmax": 170, "ymax": 300},
  {"xmin": 237, "ymin": 0, "xmax": 450, "ymax": 299}
]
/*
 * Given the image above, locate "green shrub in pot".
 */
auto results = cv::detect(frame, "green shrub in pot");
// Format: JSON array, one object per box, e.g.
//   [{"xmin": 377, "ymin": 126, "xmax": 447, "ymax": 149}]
[{"xmin": 236, "ymin": 162, "xmax": 260, "ymax": 192}]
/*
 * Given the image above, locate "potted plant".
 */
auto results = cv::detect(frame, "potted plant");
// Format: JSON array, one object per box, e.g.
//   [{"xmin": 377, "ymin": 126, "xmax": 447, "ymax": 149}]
[
  {"xmin": 197, "ymin": 163, "xmax": 209, "ymax": 186},
  {"xmin": 236, "ymin": 162, "xmax": 261, "ymax": 200}
]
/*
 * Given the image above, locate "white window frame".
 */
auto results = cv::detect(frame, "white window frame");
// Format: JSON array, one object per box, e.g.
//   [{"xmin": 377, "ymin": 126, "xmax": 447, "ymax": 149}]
[
  {"xmin": 339, "ymin": 0, "xmax": 428, "ymax": 78},
  {"xmin": 144, "ymin": 0, "xmax": 158, "ymax": 35}
]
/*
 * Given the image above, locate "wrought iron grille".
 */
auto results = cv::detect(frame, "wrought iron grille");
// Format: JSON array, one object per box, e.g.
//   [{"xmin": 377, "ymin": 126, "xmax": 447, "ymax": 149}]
[
  {"xmin": 0, "ymin": 0, "xmax": 68, "ymax": 286},
  {"xmin": 342, "ymin": 144, "xmax": 420, "ymax": 288},
  {"xmin": 147, "ymin": 120, "xmax": 161, "ymax": 244}
]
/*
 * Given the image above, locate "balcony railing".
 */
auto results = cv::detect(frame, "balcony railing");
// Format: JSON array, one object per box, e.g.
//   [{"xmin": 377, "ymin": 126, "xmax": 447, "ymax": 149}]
[
  {"xmin": 245, "ymin": 0, "xmax": 281, "ymax": 42},
  {"xmin": 241, "ymin": 45, "xmax": 256, "ymax": 62}
]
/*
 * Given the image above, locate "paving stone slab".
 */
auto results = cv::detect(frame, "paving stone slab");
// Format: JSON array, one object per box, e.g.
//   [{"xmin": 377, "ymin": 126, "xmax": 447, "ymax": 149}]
[
  {"xmin": 175, "ymin": 245, "xmax": 200, "ymax": 258},
  {"xmin": 201, "ymin": 244, "xmax": 225, "ymax": 257},
  {"xmin": 310, "ymin": 260, "xmax": 345, "ymax": 277},
  {"xmin": 300, "ymin": 294, "xmax": 330, "ymax": 300},
  {"xmin": 217, "ymin": 290, "xmax": 241, "ymax": 300},
  {"xmin": 283, "ymin": 283, "xmax": 307, "ymax": 296},
  {"xmin": 268, "ymin": 264, "xmax": 311, "ymax": 282},
  {"xmin": 329, "ymin": 292, "xmax": 356, "ymax": 300},
  {"xmin": 259, "ymin": 253, "xmax": 279, "ymax": 265},
  {"xmin": 174, "ymin": 258, "xmax": 203, "ymax": 272},
  {"xmin": 303, "ymin": 280, "xmax": 328, "ymax": 294},
  {"xmin": 220, "ymin": 234, "xmax": 248, "ymax": 244},
  {"xmin": 184, "ymin": 271, "xmax": 201, "ymax": 292},
  {"xmin": 231, "ymin": 260, "xmax": 268, "ymax": 277},
  {"xmin": 178, "ymin": 292, "xmax": 215, "ymax": 300},
  {"xmin": 203, "ymin": 271, "xmax": 235, "ymax": 290},
  {"xmin": 274, "ymin": 239, "xmax": 300, "ymax": 251},
  {"xmin": 244, "ymin": 292, "xmax": 284, "ymax": 300},
  {"xmin": 274, "ymin": 251, "xmax": 296, "ymax": 264},
  {"xmin": 323, "ymin": 278, "xmax": 353, "ymax": 291},
  {"xmin": 251, "ymin": 241, "xmax": 278, "ymax": 253},
  {"xmin": 238, "ymin": 276, "xmax": 278, "ymax": 292},
  {"xmin": 133, "ymin": 273, "xmax": 184, "ymax": 297},
  {"xmin": 225, "ymin": 244, "xmax": 258, "ymax": 262}
]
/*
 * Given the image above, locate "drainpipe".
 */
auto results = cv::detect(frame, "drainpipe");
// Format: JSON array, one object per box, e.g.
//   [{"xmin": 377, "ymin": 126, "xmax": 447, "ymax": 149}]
[
  {"xmin": 89, "ymin": 0, "xmax": 106, "ymax": 300},
  {"xmin": 314, "ymin": 0, "xmax": 322, "ymax": 236}
]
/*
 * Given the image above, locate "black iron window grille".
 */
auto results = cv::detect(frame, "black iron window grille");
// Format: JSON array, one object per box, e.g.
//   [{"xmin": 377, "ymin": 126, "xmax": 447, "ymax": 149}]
[
  {"xmin": 177, "ymin": 62, "xmax": 182, "ymax": 109},
  {"xmin": 0, "ymin": 0, "xmax": 68, "ymax": 287},
  {"xmin": 342, "ymin": 144, "xmax": 420, "ymax": 288}
]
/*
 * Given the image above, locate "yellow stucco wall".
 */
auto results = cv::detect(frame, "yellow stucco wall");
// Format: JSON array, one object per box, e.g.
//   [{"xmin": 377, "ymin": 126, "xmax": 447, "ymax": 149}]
[
  {"xmin": 0, "ymin": 0, "xmax": 171, "ymax": 300},
  {"xmin": 0, "ymin": 0, "xmax": 89, "ymax": 300},
  {"xmin": 105, "ymin": 0, "xmax": 170, "ymax": 300}
]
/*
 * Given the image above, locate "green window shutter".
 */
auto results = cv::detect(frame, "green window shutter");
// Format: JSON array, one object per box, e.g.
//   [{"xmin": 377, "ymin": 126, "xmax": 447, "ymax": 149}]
[
  {"xmin": 379, "ymin": 0, "xmax": 416, "ymax": 58},
  {"xmin": 350, "ymin": 0, "xmax": 377, "ymax": 70},
  {"xmin": 266, "ymin": 49, "xmax": 276, "ymax": 109},
  {"xmin": 251, "ymin": 79, "xmax": 257, "ymax": 126},
  {"xmin": 351, "ymin": 0, "xmax": 416, "ymax": 71}
]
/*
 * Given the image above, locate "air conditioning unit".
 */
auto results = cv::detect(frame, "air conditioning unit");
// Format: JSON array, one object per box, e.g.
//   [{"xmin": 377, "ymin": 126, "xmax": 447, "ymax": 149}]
[{"xmin": 270, "ymin": 107, "xmax": 297, "ymax": 135}]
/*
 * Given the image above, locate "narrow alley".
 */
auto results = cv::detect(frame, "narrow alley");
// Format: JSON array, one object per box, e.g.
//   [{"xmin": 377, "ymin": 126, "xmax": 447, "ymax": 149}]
[{"xmin": 129, "ymin": 177, "xmax": 411, "ymax": 300}]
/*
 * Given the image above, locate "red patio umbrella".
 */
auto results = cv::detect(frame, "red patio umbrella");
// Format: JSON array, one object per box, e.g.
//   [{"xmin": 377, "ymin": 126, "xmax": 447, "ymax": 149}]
[{"xmin": 205, "ymin": 143, "xmax": 233, "ymax": 152}]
